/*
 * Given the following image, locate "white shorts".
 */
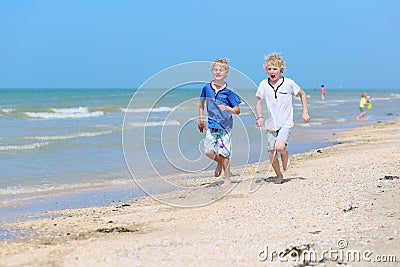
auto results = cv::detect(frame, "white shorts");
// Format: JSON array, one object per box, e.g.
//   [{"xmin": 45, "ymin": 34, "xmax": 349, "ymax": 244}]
[{"xmin": 266, "ymin": 127, "xmax": 291, "ymax": 151}]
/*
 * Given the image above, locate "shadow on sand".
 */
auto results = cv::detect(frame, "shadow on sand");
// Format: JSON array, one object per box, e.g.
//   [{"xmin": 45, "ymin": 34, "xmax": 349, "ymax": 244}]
[{"xmin": 254, "ymin": 176, "xmax": 307, "ymax": 184}]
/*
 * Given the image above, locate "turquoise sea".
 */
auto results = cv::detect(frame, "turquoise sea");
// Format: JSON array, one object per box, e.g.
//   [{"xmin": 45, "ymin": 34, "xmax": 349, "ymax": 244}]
[{"xmin": 1, "ymin": 88, "xmax": 399, "ymax": 225}]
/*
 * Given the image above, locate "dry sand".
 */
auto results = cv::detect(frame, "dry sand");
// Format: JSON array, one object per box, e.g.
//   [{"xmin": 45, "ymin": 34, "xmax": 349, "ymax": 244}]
[{"xmin": 0, "ymin": 120, "xmax": 399, "ymax": 267}]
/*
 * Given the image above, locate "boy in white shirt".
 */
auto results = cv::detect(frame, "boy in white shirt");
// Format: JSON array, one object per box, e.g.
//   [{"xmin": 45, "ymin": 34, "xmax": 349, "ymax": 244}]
[{"xmin": 255, "ymin": 52, "xmax": 310, "ymax": 184}]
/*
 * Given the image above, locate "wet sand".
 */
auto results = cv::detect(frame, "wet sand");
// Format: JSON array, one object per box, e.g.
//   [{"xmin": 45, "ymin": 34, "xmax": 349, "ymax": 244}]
[{"xmin": 0, "ymin": 120, "xmax": 399, "ymax": 266}]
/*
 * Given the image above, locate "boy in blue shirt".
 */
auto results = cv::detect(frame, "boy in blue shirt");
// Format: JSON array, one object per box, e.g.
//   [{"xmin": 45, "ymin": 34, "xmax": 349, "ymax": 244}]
[{"xmin": 198, "ymin": 59, "xmax": 242, "ymax": 187}]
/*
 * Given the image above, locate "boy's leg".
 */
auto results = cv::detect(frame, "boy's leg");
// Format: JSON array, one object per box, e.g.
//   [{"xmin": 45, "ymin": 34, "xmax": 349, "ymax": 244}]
[
  {"xmin": 220, "ymin": 156, "xmax": 231, "ymax": 187},
  {"xmin": 205, "ymin": 150, "xmax": 223, "ymax": 177},
  {"xmin": 357, "ymin": 108, "xmax": 366, "ymax": 120},
  {"xmin": 205, "ymin": 151, "xmax": 229, "ymax": 184},
  {"xmin": 266, "ymin": 129, "xmax": 283, "ymax": 183},
  {"xmin": 215, "ymin": 160, "xmax": 223, "ymax": 177},
  {"xmin": 357, "ymin": 111, "xmax": 366, "ymax": 120},
  {"xmin": 269, "ymin": 150, "xmax": 283, "ymax": 184},
  {"xmin": 204, "ymin": 129, "xmax": 223, "ymax": 177},
  {"xmin": 361, "ymin": 111, "xmax": 366, "ymax": 118},
  {"xmin": 216, "ymin": 129, "xmax": 232, "ymax": 185},
  {"xmin": 276, "ymin": 140, "xmax": 289, "ymax": 171},
  {"xmin": 276, "ymin": 128, "xmax": 291, "ymax": 172}
]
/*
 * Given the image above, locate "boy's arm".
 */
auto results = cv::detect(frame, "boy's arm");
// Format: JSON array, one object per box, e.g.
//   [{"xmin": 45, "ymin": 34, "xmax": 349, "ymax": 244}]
[
  {"xmin": 218, "ymin": 104, "xmax": 240, "ymax": 115},
  {"xmin": 217, "ymin": 92, "xmax": 241, "ymax": 115},
  {"xmin": 255, "ymin": 97, "xmax": 264, "ymax": 127},
  {"xmin": 298, "ymin": 89, "xmax": 310, "ymax": 123},
  {"xmin": 198, "ymin": 99, "xmax": 206, "ymax": 132}
]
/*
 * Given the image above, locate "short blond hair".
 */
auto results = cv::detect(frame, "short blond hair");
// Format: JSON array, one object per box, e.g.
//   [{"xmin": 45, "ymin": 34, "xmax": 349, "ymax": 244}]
[
  {"xmin": 212, "ymin": 58, "xmax": 229, "ymax": 71},
  {"xmin": 263, "ymin": 52, "xmax": 285, "ymax": 73}
]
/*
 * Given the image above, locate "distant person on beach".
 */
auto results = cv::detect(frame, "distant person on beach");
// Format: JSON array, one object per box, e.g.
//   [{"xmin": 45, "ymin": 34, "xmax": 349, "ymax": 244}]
[
  {"xmin": 198, "ymin": 59, "xmax": 242, "ymax": 187},
  {"xmin": 321, "ymin": 85, "xmax": 326, "ymax": 100},
  {"xmin": 357, "ymin": 92, "xmax": 369, "ymax": 120},
  {"xmin": 255, "ymin": 52, "xmax": 310, "ymax": 184}
]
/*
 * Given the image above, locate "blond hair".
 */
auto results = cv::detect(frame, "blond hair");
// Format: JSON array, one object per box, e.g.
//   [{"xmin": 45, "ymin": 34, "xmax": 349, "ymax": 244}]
[
  {"xmin": 212, "ymin": 58, "xmax": 229, "ymax": 71},
  {"xmin": 263, "ymin": 52, "xmax": 285, "ymax": 73}
]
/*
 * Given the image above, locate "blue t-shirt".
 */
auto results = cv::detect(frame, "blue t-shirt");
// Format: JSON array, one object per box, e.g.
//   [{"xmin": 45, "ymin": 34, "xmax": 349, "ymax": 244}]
[{"xmin": 200, "ymin": 82, "xmax": 242, "ymax": 131}]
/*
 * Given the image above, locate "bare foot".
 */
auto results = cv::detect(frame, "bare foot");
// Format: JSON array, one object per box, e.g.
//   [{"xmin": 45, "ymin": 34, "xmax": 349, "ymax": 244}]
[
  {"xmin": 275, "ymin": 176, "xmax": 284, "ymax": 184},
  {"xmin": 215, "ymin": 162, "xmax": 223, "ymax": 177},
  {"xmin": 220, "ymin": 180, "xmax": 232, "ymax": 188}
]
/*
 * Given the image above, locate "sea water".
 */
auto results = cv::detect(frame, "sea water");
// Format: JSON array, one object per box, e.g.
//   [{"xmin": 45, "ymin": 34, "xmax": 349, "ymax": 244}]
[{"xmin": 0, "ymin": 88, "xmax": 399, "ymax": 219}]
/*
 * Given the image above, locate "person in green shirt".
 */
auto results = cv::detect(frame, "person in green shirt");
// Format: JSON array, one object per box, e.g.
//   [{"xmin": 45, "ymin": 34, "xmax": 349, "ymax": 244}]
[{"xmin": 356, "ymin": 92, "xmax": 368, "ymax": 120}]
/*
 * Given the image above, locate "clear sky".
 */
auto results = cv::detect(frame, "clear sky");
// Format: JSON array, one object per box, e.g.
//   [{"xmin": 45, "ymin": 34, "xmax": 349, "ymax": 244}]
[{"xmin": 1, "ymin": 0, "xmax": 399, "ymax": 89}]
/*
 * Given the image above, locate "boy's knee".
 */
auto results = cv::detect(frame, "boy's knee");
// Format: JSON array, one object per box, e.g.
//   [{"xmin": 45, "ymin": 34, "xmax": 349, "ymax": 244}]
[
  {"xmin": 205, "ymin": 150, "xmax": 216, "ymax": 159},
  {"xmin": 275, "ymin": 141, "xmax": 286, "ymax": 152},
  {"xmin": 268, "ymin": 150, "xmax": 276, "ymax": 157}
]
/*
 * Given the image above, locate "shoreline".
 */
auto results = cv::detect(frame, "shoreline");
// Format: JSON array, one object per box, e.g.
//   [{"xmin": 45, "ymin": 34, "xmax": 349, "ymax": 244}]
[
  {"xmin": 0, "ymin": 119, "xmax": 399, "ymax": 265},
  {"xmin": 0, "ymin": 117, "xmax": 387, "ymax": 224}
]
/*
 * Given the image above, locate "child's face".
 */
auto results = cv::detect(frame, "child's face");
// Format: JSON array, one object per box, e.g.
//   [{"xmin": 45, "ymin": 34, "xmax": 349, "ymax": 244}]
[
  {"xmin": 212, "ymin": 63, "xmax": 228, "ymax": 80},
  {"xmin": 266, "ymin": 64, "xmax": 282, "ymax": 82}
]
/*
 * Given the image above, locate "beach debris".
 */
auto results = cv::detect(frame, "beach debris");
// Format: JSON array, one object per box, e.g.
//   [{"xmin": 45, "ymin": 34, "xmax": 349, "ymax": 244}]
[
  {"xmin": 379, "ymin": 175, "xmax": 399, "ymax": 180},
  {"xmin": 316, "ymin": 149, "xmax": 323, "ymax": 153},
  {"xmin": 96, "ymin": 227, "xmax": 138, "ymax": 233},
  {"xmin": 278, "ymin": 244, "xmax": 326, "ymax": 266},
  {"xmin": 280, "ymin": 244, "xmax": 311, "ymax": 257},
  {"xmin": 115, "ymin": 204, "xmax": 131, "ymax": 208},
  {"xmin": 343, "ymin": 204, "xmax": 358, "ymax": 213},
  {"xmin": 309, "ymin": 230, "xmax": 321, "ymax": 234}
]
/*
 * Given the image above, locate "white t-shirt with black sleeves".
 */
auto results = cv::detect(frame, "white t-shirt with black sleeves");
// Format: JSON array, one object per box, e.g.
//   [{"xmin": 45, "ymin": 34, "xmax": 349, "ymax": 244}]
[{"xmin": 255, "ymin": 77, "xmax": 301, "ymax": 131}]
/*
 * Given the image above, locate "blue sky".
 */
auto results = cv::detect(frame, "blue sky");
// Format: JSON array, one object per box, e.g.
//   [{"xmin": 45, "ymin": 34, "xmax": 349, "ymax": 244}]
[{"xmin": 1, "ymin": 0, "xmax": 399, "ymax": 89}]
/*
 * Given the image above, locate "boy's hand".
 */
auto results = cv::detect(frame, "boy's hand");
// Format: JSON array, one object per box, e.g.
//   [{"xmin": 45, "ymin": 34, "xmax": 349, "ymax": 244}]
[
  {"xmin": 198, "ymin": 120, "xmax": 206, "ymax": 133},
  {"xmin": 302, "ymin": 112, "xmax": 310, "ymax": 123},
  {"xmin": 256, "ymin": 117, "xmax": 264, "ymax": 127}
]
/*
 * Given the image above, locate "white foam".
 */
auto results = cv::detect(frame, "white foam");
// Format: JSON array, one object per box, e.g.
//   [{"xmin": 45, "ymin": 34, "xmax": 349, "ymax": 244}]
[
  {"xmin": 238, "ymin": 112, "xmax": 253, "ymax": 116},
  {"xmin": 1, "ymin": 108, "xmax": 15, "ymax": 113},
  {"xmin": 25, "ymin": 107, "xmax": 103, "ymax": 119},
  {"xmin": 127, "ymin": 120, "xmax": 181, "ymax": 127},
  {"xmin": 390, "ymin": 93, "xmax": 400, "ymax": 98},
  {"xmin": 371, "ymin": 97, "xmax": 391, "ymax": 101},
  {"xmin": 297, "ymin": 123, "xmax": 313, "ymax": 127},
  {"xmin": 51, "ymin": 107, "xmax": 89, "ymax": 113},
  {"xmin": 0, "ymin": 182, "xmax": 95, "ymax": 195},
  {"xmin": 24, "ymin": 130, "xmax": 113, "ymax": 141},
  {"xmin": 328, "ymin": 99, "xmax": 354, "ymax": 104},
  {"xmin": 0, "ymin": 142, "xmax": 49, "ymax": 152},
  {"xmin": 121, "ymin": 106, "xmax": 175, "ymax": 113},
  {"xmin": 0, "ymin": 179, "xmax": 132, "ymax": 196}
]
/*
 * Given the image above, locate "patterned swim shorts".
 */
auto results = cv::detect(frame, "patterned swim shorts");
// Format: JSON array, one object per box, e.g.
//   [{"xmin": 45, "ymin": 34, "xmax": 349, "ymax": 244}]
[{"xmin": 204, "ymin": 128, "xmax": 232, "ymax": 158}]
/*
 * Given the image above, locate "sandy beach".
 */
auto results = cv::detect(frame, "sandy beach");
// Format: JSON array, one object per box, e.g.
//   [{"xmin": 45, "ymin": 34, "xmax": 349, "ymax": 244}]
[{"xmin": 0, "ymin": 119, "xmax": 399, "ymax": 266}]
